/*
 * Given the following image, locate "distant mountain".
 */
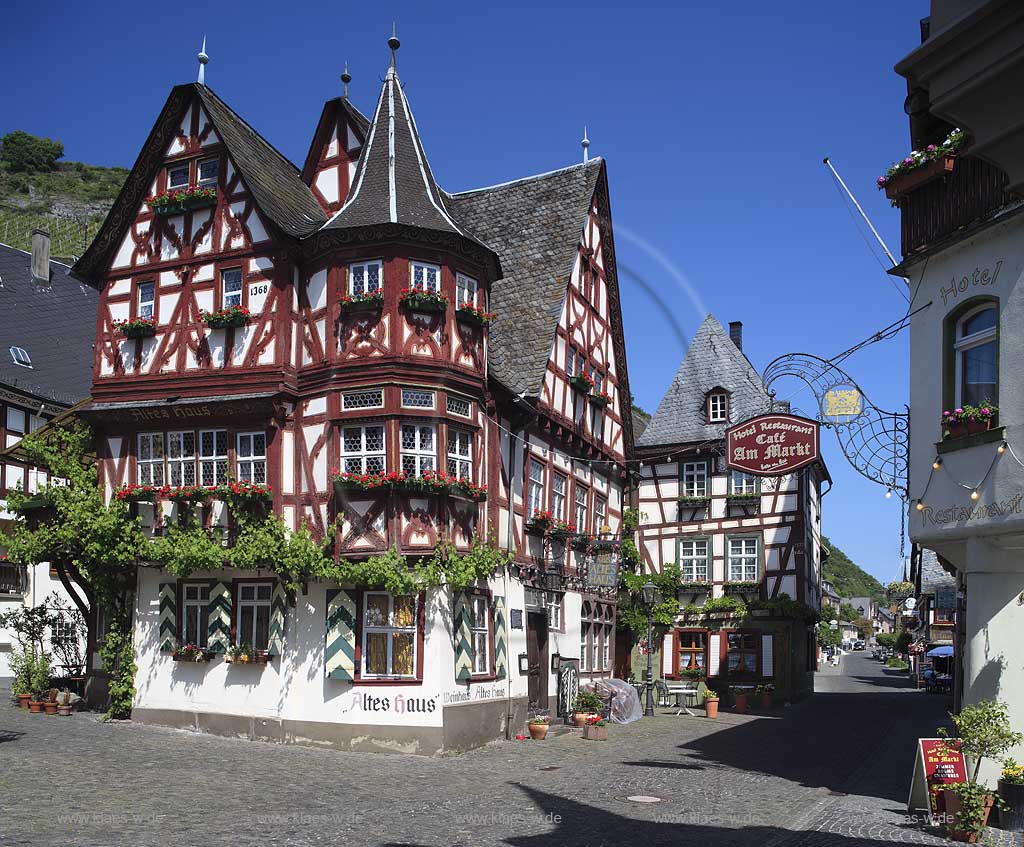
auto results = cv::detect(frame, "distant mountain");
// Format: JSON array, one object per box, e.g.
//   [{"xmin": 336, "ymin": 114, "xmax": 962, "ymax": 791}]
[
  {"xmin": 822, "ymin": 535, "xmax": 886, "ymax": 603},
  {"xmin": 0, "ymin": 130, "xmax": 126, "ymax": 259}
]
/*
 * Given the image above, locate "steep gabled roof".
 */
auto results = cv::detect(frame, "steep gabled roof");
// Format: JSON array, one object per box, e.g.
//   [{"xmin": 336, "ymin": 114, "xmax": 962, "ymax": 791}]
[
  {"xmin": 0, "ymin": 243, "xmax": 97, "ymax": 406},
  {"xmin": 920, "ymin": 549, "xmax": 956, "ymax": 595},
  {"xmin": 73, "ymin": 83, "xmax": 325, "ymax": 284},
  {"xmin": 637, "ymin": 314, "xmax": 770, "ymax": 447},
  {"xmin": 300, "ymin": 96, "xmax": 370, "ymax": 179},
  {"xmin": 322, "ymin": 65, "xmax": 478, "ymax": 242},
  {"xmin": 448, "ymin": 160, "xmax": 603, "ymax": 396}
]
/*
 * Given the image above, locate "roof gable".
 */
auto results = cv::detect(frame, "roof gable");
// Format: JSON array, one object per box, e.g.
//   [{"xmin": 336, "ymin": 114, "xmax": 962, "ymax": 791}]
[
  {"xmin": 73, "ymin": 84, "xmax": 325, "ymax": 284},
  {"xmin": 637, "ymin": 314, "xmax": 770, "ymax": 447},
  {"xmin": 300, "ymin": 96, "xmax": 370, "ymax": 181}
]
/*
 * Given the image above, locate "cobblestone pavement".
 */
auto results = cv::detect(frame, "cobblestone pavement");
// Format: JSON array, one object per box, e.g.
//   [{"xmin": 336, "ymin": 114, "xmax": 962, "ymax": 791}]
[{"xmin": 1, "ymin": 654, "xmax": 1020, "ymax": 847}]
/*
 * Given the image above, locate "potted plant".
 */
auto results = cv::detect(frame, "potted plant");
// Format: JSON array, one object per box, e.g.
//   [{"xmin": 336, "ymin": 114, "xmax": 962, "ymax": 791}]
[
  {"xmin": 583, "ymin": 716, "xmax": 609, "ymax": 741},
  {"xmin": 225, "ymin": 643, "xmax": 271, "ymax": 665},
  {"xmin": 113, "ymin": 316, "xmax": 157, "ymax": 339},
  {"xmin": 999, "ymin": 758, "xmax": 1024, "ymax": 832},
  {"xmin": 568, "ymin": 372, "xmax": 594, "ymax": 393},
  {"xmin": 340, "ymin": 290, "xmax": 385, "ymax": 314},
  {"xmin": 756, "ymin": 683, "xmax": 774, "ymax": 709},
  {"xmin": 455, "ymin": 302, "xmax": 495, "ymax": 327},
  {"xmin": 589, "ymin": 390, "xmax": 612, "ymax": 407},
  {"xmin": 399, "ymin": 286, "xmax": 448, "ymax": 313},
  {"xmin": 704, "ymin": 690, "xmax": 720, "ymax": 719},
  {"xmin": 201, "ymin": 305, "xmax": 251, "ymax": 329},
  {"xmin": 525, "ymin": 510, "xmax": 553, "ymax": 534},
  {"xmin": 9, "ymin": 645, "xmax": 36, "ymax": 709},
  {"xmin": 938, "ymin": 699, "xmax": 1024, "ymax": 841},
  {"xmin": 43, "ymin": 692, "xmax": 58, "ymax": 715},
  {"xmin": 967, "ymin": 403, "xmax": 997, "ymax": 435},
  {"xmin": 28, "ymin": 652, "xmax": 51, "ymax": 713},
  {"xmin": 172, "ymin": 643, "xmax": 211, "ymax": 663},
  {"xmin": 731, "ymin": 686, "xmax": 750, "ymax": 714},
  {"xmin": 56, "ymin": 689, "xmax": 75, "ymax": 717},
  {"xmin": 527, "ymin": 716, "xmax": 549, "ymax": 740},
  {"xmin": 549, "ymin": 518, "xmax": 577, "ymax": 541},
  {"xmin": 877, "ymin": 128, "xmax": 966, "ymax": 200},
  {"xmin": 573, "ymin": 689, "xmax": 604, "ymax": 727}
]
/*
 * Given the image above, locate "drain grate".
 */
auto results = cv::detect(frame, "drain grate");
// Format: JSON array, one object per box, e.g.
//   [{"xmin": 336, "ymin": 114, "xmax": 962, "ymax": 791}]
[{"xmin": 626, "ymin": 795, "xmax": 663, "ymax": 804}]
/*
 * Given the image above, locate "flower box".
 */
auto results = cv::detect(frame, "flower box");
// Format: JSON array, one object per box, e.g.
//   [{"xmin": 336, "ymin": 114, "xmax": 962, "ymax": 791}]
[
  {"xmin": 399, "ymin": 288, "xmax": 448, "ymax": 313},
  {"xmin": 202, "ymin": 305, "xmax": 251, "ymax": 329},
  {"xmin": 525, "ymin": 511, "xmax": 553, "ymax": 535},
  {"xmin": 114, "ymin": 317, "xmax": 157, "ymax": 339},
  {"xmin": 225, "ymin": 649, "xmax": 273, "ymax": 665},
  {"xmin": 582, "ymin": 723, "xmax": 608, "ymax": 741},
  {"xmin": 449, "ymin": 480, "xmax": 487, "ymax": 502},
  {"xmin": 548, "ymin": 523, "xmax": 576, "ymax": 541},
  {"xmin": 217, "ymin": 482, "xmax": 272, "ymax": 505},
  {"xmin": 680, "ymin": 581, "xmax": 710, "ymax": 592},
  {"xmin": 172, "ymin": 646, "xmax": 215, "ymax": 663},
  {"xmin": 724, "ymin": 581, "xmax": 761, "ymax": 595},
  {"xmin": 340, "ymin": 292, "xmax": 384, "ymax": 314},
  {"xmin": 146, "ymin": 186, "xmax": 218, "ymax": 216},
  {"xmin": 726, "ymin": 492, "xmax": 760, "ymax": 503},
  {"xmin": 332, "ymin": 471, "xmax": 399, "ymax": 493},
  {"xmin": 678, "ymin": 496, "xmax": 710, "ymax": 509},
  {"xmin": 942, "ymin": 404, "xmax": 997, "ymax": 440},
  {"xmin": 398, "ymin": 472, "xmax": 451, "ymax": 495},
  {"xmin": 568, "ymin": 374, "xmax": 594, "ymax": 393},
  {"xmin": 181, "ymin": 193, "xmax": 217, "ymax": 212},
  {"xmin": 456, "ymin": 304, "xmax": 495, "ymax": 327},
  {"xmin": 884, "ymin": 155, "xmax": 956, "ymax": 200},
  {"xmin": 589, "ymin": 391, "xmax": 612, "ymax": 407}
]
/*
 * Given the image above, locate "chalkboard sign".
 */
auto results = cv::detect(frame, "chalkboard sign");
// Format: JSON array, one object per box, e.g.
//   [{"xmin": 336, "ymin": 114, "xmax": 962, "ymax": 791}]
[{"xmin": 510, "ymin": 609, "xmax": 523, "ymax": 630}]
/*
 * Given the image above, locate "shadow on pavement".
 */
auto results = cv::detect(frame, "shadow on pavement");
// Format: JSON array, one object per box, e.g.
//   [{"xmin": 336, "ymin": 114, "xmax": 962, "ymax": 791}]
[{"xmin": 0, "ymin": 728, "xmax": 25, "ymax": 743}]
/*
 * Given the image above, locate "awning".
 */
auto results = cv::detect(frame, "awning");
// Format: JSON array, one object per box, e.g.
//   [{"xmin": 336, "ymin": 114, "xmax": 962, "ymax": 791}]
[{"xmin": 926, "ymin": 645, "xmax": 954, "ymax": 658}]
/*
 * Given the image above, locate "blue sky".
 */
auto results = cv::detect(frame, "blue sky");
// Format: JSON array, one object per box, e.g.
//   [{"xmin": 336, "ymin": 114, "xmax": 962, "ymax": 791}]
[{"xmin": 1, "ymin": 1, "xmax": 928, "ymax": 585}]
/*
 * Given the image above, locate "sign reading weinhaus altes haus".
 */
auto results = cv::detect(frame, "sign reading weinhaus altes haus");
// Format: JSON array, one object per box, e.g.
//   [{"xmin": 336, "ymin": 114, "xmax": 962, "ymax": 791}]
[{"xmin": 726, "ymin": 414, "xmax": 820, "ymax": 476}]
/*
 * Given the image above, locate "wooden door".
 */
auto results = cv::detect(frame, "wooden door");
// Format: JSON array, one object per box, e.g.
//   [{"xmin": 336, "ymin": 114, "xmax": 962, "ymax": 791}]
[{"xmin": 526, "ymin": 611, "xmax": 549, "ymax": 712}]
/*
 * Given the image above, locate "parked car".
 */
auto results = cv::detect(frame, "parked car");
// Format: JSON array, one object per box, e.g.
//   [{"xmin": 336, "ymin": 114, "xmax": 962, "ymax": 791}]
[{"xmin": 853, "ymin": 640, "xmax": 866, "ymax": 651}]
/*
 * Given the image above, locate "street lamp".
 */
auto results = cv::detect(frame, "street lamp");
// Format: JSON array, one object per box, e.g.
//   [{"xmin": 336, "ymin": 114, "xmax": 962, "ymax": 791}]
[{"xmin": 641, "ymin": 580, "xmax": 661, "ymax": 717}]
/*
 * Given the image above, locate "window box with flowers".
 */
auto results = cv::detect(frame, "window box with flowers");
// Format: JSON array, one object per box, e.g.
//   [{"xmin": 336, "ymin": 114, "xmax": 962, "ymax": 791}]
[
  {"xmin": 114, "ymin": 317, "xmax": 157, "ymax": 339},
  {"xmin": 548, "ymin": 519, "xmax": 576, "ymax": 541},
  {"xmin": 218, "ymin": 482, "xmax": 273, "ymax": 511},
  {"xmin": 680, "ymin": 580, "xmax": 711, "ymax": 593},
  {"xmin": 877, "ymin": 129, "xmax": 966, "ymax": 201},
  {"xmin": 114, "ymin": 484, "xmax": 164, "ymax": 503},
  {"xmin": 569, "ymin": 373, "xmax": 594, "ymax": 394},
  {"xmin": 582, "ymin": 716, "xmax": 609, "ymax": 741},
  {"xmin": 331, "ymin": 470, "xmax": 399, "ymax": 493},
  {"xmin": 886, "ymin": 581, "xmax": 915, "ymax": 603},
  {"xmin": 678, "ymin": 495, "xmax": 711, "ymax": 509},
  {"xmin": 525, "ymin": 510, "xmax": 553, "ymax": 535},
  {"xmin": 589, "ymin": 390, "xmax": 612, "ymax": 408},
  {"xmin": 397, "ymin": 470, "xmax": 451, "ymax": 495},
  {"xmin": 455, "ymin": 303, "xmax": 495, "ymax": 327},
  {"xmin": 399, "ymin": 286, "xmax": 448, "ymax": 313},
  {"xmin": 724, "ymin": 580, "xmax": 761, "ymax": 596},
  {"xmin": 146, "ymin": 186, "xmax": 218, "ymax": 216},
  {"xmin": 225, "ymin": 644, "xmax": 273, "ymax": 665},
  {"xmin": 726, "ymin": 492, "xmax": 761, "ymax": 504},
  {"xmin": 172, "ymin": 644, "xmax": 215, "ymax": 663},
  {"xmin": 340, "ymin": 290, "xmax": 385, "ymax": 314},
  {"xmin": 202, "ymin": 305, "xmax": 251, "ymax": 329},
  {"xmin": 942, "ymin": 403, "xmax": 998, "ymax": 439},
  {"xmin": 449, "ymin": 478, "xmax": 487, "ymax": 502}
]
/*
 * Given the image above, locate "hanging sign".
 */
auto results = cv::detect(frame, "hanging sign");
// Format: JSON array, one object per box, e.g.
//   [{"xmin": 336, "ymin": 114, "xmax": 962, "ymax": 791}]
[
  {"xmin": 907, "ymin": 738, "xmax": 968, "ymax": 816},
  {"xmin": 823, "ymin": 385, "xmax": 863, "ymax": 421},
  {"xmin": 587, "ymin": 547, "xmax": 620, "ymax": 590},
  {"xmin": 726, "ymin": 414, "xmax": 820, "ymax": 476}
]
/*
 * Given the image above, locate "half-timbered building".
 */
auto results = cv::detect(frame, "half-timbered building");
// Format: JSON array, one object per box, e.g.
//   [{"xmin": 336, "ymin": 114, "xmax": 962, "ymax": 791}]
[
  {"xmin": 70, "ymin": 41, "xmax": 633, "ymax": 753},
  {"xmin": 633, "ymin": 316, "xmax": 826, "ymax": 703}
]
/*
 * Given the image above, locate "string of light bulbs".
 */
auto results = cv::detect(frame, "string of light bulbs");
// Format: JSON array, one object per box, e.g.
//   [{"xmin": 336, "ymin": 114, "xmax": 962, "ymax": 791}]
[{"xmin": 910, "ymin": 437, "xmax": 1020, "ymax": 512}]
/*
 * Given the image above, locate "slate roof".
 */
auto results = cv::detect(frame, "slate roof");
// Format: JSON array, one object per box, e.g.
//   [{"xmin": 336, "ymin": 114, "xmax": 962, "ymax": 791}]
[
  {"xmin": 301, "ymin": 97, "xmax": 370, "ymax": 177},
  {"xmin": 322, "ymin": 66, "xmax": 483, "ymax": 246},
  {"xmin": 73, "ymin": 83, "xmax": 325, "ymax": 284},
  {"xmin": 637, "ymin": 314, "xmax": 771, "ymax": 447},
  {"xmin": 0, "ymin": 243, "xmax": 98, "ymax": 406},
  {"xmin": 920, "ymin": 549, "xmax": 956, "ymax": 594},
  {"xmin": 448, "ymin": 160, "xmax": 603, "ymax": 396}
]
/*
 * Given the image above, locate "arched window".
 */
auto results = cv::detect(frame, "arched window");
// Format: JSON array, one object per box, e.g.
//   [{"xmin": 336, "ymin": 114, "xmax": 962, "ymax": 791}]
[{"xmin": 953, "ymin": 304, "xmax": 997, "ymax": 408}]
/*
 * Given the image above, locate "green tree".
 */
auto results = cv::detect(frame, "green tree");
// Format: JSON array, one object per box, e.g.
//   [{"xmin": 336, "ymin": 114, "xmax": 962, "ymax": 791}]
[
  {"xmin": 0, "ymin": 130, "xmax": 64, "ymax": 172},
  {"xmin": 838, "ymin": 602, "xmax": 861, "ymax": 623},
  {"xmin": 822, "ymin": 535, "xmax": 886, "ymax": 603},
  {"xmin": 816, "ymin": 620, "xmax": 842, "ymax": 649}
]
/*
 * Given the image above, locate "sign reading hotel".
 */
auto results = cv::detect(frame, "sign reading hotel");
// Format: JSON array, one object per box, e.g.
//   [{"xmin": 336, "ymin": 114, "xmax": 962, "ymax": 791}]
[
  {"xmin": 726, "ymin": 414, "xmax": 820, "ymax": 476},
  {"xmin": 908, "ymin": 738, "xmax": 968, "ymax": 815}
]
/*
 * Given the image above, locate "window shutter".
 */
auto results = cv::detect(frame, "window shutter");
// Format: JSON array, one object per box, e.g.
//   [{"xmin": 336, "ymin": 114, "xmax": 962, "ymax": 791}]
[
  {"xmin": 268, "ymin": 581, "xmax": 287, "ymax": 656},
  {"xmin": 158, "ymin": 581, "xmax": 177, "ymax": 652},
  {"xmin": 762, "ymin": 633, "xmax": 774, "ymax": 678},
  {"xmin": 493, "ymin": 595, "xmax": 508, "ymax": 680},
  {"xmin": 207, "ymin": 580, "xmax": 231, "ymax": 653},
  {"xmin": 453, "ymin": 591, "xmax": 473, "ymax": 681},
  {"xmin": 661, "ymin": 632, "xmax": 674, "ymax": 677},
  {"xmin": 708, "ymin": 633, "xmax": 721, "ymax": 677},
  {"xmin": 325, "ymin": 588, "xmax": 357, "ymax": 680}
]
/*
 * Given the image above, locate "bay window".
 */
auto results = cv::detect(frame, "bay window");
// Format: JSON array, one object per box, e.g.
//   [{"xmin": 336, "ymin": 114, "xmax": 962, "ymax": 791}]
[
  {"xmin": 137, "ymin": 433, "xmax": 165, "ymax": 485},
  {"xmin": 447, "ymin": 429, "xmax": 472, "ymax": 478},
  {"xmin": 342, "ymin": 424, "xmax": 386, "ymax": 474},
  {"xmin": 237, "ymin": 432, "xmax": 267, "ymax": 484},
  {"xmin": 199, "ymin": 429, "xmax": 228, "ymax": 485},
  {"xmin": 401, "ymin": 423, "xmax": 436, "ymax": 476},
  {"xmin": 349, "ymin": 260, "xmax": 382, "ymax": 296},
  {"xmin": 167, "ymin": 431, "xmax": 197, "ymax": 486},
  {"xmin": 456, "ymin": 272, "xmax": 478, "ymax": 307},
  {"xmin": 236, "ymin": 582, "xmax": 273, "ymax": 651},
  {"xmin": 411, "ymin": 262, "xmax": 440, "ymax": 292},
  {"xmin": 362, "ymin": 592, "xmax": 418, "ymax": 678}
]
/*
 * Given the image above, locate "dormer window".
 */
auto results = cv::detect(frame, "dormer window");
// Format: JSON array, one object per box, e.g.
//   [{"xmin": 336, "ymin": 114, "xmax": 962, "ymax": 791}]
[
  {"xmin": 167, "ymin": 164, "xmax": 189, "ymax": 189},
  {"xmin": 707, "ymin": 391, "xmax": 728, "ymax": 423},
  {"xmin": 198, "ymin": 158, "xmax": 219, "ymax": 186},
  {"xmin": 9, "ymin": 346, "xmax": 31, "ymax": 369}
]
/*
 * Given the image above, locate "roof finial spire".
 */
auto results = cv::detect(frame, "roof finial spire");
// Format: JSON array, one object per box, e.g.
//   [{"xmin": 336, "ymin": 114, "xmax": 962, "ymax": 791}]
[
  {"xmin": 197, "ymin": 37, "xmax": 209, "ymax": 85},
  {"xmin": 341, "ymin": 62, "xmax": 351, "ymax": 99},
  {"xmin": 388, "ymin": 23, "xmax": 400, "ymax": 71},
  {"xmin": 581, "ymin": 126, "xmax": 590, "ymax": 163}
]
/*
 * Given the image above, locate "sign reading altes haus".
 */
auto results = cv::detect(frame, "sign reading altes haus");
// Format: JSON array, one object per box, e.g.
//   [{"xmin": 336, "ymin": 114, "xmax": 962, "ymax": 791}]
[{"xmin": 726, "ymin": 414, "xmax": 820, "ymax": 476}]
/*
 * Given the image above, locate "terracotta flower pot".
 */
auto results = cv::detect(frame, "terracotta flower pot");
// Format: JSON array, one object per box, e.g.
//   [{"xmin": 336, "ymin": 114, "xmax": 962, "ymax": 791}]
[
  {"xmin": 57, "ymin": 705, "xmax": 73, "ymax": 717},
  {"xmin": 945, "ymin": 421, "xmax": 968, "ymax": 439},
  {"xmin": 17, "ymin": 694, "xmax": 31, "ymax": 709},
  {"xmin": 572, "ymin": 712, "xmax": 598, "ymax": 728},
  {"xmin": 28, "ymin": 701, "xmax": 43, "ymax": 713},
  {"xmin": 943, "ymin": 789, "xmax": 995, "ymax": 843},
  {"xmin": 528, "ymin": 723, "xmax": 549, "ymax": 740},
  {"xmin": 760, "ymin": 694, "xmax": 773, "ymax": 709},
  {"xmin": 966, "ymin": 418, "xmax": 992, "ymax": 435},
  {"xmin": 734, "ymin": 693, "xmax": 749, "ymax": 713},
  {"xmin": 44, "ymin": 702, "xmax": 58, "ymax": 715},
  {"xmin": 705, "ymin": 698, "xmax": 719, "ymax": 719}
]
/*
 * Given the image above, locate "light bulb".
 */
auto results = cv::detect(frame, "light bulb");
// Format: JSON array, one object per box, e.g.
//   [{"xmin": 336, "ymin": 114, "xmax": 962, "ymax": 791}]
[
  {"xmin": 970, "ymin": 490, "xmax": 980, "ymax": 501},
  {"xmin": 885, "ymin": 489, "xmax": 892, "ymax": 499},
  {"xmin": 916, "ymin": 500, "xmax": 925, "ymax": 512},
  {"xmin": 932, "ymin": 457, "xmax": 942, "ymax": 470}
]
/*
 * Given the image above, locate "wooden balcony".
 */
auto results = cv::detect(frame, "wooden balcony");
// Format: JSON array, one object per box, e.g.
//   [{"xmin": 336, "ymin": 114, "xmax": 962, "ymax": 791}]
[{"xmin": 898, "ymin": 155, "xmax": 1012, "ymax": 257}]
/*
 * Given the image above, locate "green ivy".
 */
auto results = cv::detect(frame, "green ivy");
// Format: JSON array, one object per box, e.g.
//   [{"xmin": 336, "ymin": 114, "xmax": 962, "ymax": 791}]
[
  {"xmin": 618, "ymin": 563, "xmax": 682, "ymax": 635},
  {"xmin": 99, "ymin": 620, "xmax": 136, "ymax": 720}
]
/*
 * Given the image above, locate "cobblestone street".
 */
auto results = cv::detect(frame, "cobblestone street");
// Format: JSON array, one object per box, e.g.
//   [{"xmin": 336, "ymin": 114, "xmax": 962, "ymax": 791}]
[{"xmin": 3, "ymin": 654, "xmax": 1016, "ymax": 847}]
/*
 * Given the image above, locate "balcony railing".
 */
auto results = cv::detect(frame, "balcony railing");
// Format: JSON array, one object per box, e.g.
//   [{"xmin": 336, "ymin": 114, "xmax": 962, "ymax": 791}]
[
  {"xmin": 0, "ymin": 562, "xmax": 27, "ymax": 595},
  {"xmin": 899, "ymin": 155, "xmax": 1012, "ymax": 257}
]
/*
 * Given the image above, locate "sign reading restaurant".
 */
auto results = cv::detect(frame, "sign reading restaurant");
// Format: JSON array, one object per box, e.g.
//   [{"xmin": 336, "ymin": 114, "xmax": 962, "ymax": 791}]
[{"xmin": 726, "ymin": 414, "xmax": 820, "ymax": 476}]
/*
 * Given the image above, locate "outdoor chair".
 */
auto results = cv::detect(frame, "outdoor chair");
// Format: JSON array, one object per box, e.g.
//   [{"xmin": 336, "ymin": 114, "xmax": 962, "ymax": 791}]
[{"xmin": 655, "ymin": 679, "xmax": 671, "ymax": 707}]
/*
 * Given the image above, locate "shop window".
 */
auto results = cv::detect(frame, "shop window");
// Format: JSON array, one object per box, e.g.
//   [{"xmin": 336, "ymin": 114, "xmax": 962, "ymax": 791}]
[{"xmin": 361, "ymin": 592, "xmax": 419, "ymax": 678}]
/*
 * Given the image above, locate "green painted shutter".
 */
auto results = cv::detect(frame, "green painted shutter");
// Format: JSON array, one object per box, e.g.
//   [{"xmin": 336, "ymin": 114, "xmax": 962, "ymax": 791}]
[
  {"xmin": 268, "ymin": 581, "xmax": 287, "ymax": 656},
  {"xmin": 453, "ymin": 590, "xmax": 473, "ymax": 682},
  {"xmin": 493, "ymin": 595, "xmax": 508, "ymax": 680},
  {"xmin": 207, "ymin": 580, "xmax": 231, "ymax": 653},
  {"xmin": 158, "ymin": 581, "xmax": 177, "ymax": 653},
  {"xmin": 325, "ymin": 588, "xmax": 357, "ymax": 680}
]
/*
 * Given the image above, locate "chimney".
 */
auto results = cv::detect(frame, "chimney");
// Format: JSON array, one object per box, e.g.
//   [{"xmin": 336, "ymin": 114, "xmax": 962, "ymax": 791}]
[
  {"xmin": 728, "ymin": 320, "xmax": 743, "ymax": 351},
  {"xmin": 31, "ymin": 229, "xmax": 51, "ymax": 286}
]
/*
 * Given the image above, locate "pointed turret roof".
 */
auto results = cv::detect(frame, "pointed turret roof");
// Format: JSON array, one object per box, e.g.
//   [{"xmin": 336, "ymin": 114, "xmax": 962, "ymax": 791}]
[
  {"xmin": 321, "ymin": 62, "xmax": 478, "ymax": 242},
  {"xmin": 637, "ymin": 314, "xmax": 771, "ymax": 447}
]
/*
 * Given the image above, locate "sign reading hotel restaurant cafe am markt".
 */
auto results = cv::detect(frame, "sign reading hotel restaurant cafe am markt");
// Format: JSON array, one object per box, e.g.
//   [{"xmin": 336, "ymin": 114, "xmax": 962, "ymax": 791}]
[{"xmin": 725, "ymin": 414, "xmax": 820, "ymax": 477}]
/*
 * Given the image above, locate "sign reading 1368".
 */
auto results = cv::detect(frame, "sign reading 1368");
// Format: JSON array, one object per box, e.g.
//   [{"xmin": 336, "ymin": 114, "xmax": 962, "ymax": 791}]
[{"xmin": 725, "ymin": 413, "xmax": 820, "ymax": 477}]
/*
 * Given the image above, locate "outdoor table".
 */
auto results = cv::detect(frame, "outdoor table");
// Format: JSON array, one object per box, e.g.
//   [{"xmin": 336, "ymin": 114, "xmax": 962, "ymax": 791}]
[{"xmin": 665, "ymin": 683, "xmax": 699, "ymax": 716}]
